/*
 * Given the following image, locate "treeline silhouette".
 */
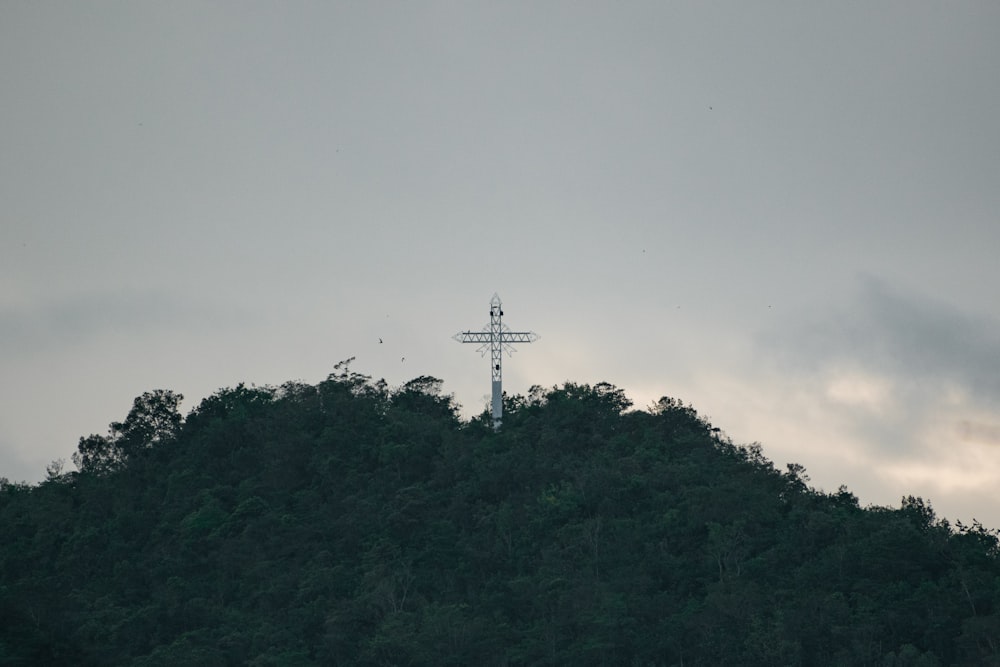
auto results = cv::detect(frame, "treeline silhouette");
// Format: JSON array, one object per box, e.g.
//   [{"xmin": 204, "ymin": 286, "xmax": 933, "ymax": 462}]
[{"xmin": 2, "ymin": 360, "xmax": 999, "ymax": 665}]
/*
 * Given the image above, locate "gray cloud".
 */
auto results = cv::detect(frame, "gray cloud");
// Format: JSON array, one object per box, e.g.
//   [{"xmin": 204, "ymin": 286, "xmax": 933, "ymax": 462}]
[
  {"xmin": 957, "ymin": 420, "xmax": 1000, "ymax": 446},
  {"xmin": 0, "ymin": 434, "xmax": 40, "ymax": 484},
  {"xmin": 764, "ymin": 275, "xmax": 1000, "ymax": 402},
  {"xmin": 0, "ymin": 290, "xmax": 250, "ymax": 354},
  {"xmin": 741, "ymin": 274, "xmax": 1000, "ymax": 480}
]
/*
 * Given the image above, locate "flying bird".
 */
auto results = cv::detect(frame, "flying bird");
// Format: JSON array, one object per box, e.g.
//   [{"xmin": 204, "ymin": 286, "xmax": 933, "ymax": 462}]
[{"xmin": 379, "ymin": 338, "xmax": 383, "ymax": 344}]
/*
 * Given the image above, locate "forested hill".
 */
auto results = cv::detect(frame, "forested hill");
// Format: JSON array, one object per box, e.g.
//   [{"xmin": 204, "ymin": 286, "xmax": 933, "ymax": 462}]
[{"xmin": 2, "ymin": 364, "xmax": 1000, "ymax": 666}]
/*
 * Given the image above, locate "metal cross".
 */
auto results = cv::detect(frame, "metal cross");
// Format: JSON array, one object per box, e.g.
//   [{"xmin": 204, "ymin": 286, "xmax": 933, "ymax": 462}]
[{"xmin": 453, "ymin": 293, "xmax": 539, "ymax": 429}]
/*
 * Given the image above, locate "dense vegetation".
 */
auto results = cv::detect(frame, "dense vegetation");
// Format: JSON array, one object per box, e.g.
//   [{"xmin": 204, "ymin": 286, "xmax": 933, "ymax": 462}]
[{"xmin": 2, "ymin": 361, "xmax": 999, "ymax": 666}]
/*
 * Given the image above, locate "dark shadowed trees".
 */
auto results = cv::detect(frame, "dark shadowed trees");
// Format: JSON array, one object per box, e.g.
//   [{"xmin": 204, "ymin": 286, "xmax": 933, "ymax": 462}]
[
  {"xmin": 3, "ymin": 373, "xmax": 1000, "ymax": 665},
  {"xmin": 72, "ymin": 390, "xmax": 183, "ymax": 473}
]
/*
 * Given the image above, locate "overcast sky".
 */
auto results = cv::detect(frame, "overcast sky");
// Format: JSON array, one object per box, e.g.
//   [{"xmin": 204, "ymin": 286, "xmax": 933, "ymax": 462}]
[{"xmin": 3, "ymin": 2, "xmax": 1000, "ymax": 528}]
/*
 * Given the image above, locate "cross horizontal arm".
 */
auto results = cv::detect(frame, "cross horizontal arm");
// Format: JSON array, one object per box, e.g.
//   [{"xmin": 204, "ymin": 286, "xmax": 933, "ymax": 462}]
[
  {"xmin": 453, "ymin": 331, "xmax": 539, "ymax": 344},
  {"xmin": 500, "ymin": 332, "xmax": 539, "ymax": 343}
]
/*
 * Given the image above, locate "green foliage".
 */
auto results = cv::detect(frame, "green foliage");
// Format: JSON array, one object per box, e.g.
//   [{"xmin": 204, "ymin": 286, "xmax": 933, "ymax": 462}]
[
  {"xmin": 72, "ymin": 389, "xmax": 183, "ymax": 474},
  {"xmin": 2, "ymin": 369, "xmax": 1000, "ymax": 665}
]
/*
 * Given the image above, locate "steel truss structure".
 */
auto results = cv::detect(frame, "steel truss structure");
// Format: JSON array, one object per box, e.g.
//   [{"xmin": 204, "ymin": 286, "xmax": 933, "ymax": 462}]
[{"xmin": 453, "ymin": 293, "xmax": 538, "ymax": 429}]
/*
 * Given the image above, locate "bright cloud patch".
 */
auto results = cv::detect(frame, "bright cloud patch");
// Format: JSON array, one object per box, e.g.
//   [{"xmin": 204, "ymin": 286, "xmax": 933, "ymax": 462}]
[{"xmin": 824, "ymin": 368, "xmax": 894, "ymax": 413}]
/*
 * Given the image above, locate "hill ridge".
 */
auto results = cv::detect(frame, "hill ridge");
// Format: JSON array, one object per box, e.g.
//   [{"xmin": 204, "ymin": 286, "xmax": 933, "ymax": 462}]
[{"xmin": 2, "ymin": 368, "xmax": 999, "ymax": 665}]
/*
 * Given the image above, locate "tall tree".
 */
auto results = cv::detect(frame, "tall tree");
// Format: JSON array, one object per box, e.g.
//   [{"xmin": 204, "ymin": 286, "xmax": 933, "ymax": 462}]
[{"xmin": 72, "ymin": 389, "xmax": 183, "ymax": 473}]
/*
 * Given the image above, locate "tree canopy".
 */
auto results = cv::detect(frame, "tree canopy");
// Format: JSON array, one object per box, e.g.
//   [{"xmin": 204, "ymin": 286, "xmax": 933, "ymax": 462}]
[{"xmin": 1, "ymin": 368, "xmax": 998, "ymax": 665}]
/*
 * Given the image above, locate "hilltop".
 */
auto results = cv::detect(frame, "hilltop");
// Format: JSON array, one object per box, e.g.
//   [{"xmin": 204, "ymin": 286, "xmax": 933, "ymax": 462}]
[{"xmin": 2, "ymin": 362, "xmax": 999, "ymax": 665}]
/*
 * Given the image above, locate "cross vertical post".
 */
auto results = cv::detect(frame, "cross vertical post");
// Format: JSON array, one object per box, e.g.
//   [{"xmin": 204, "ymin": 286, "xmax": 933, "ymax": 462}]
[{"xmin": 454, "ymin": 293, "xmax": 539, "ymax": 429}]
